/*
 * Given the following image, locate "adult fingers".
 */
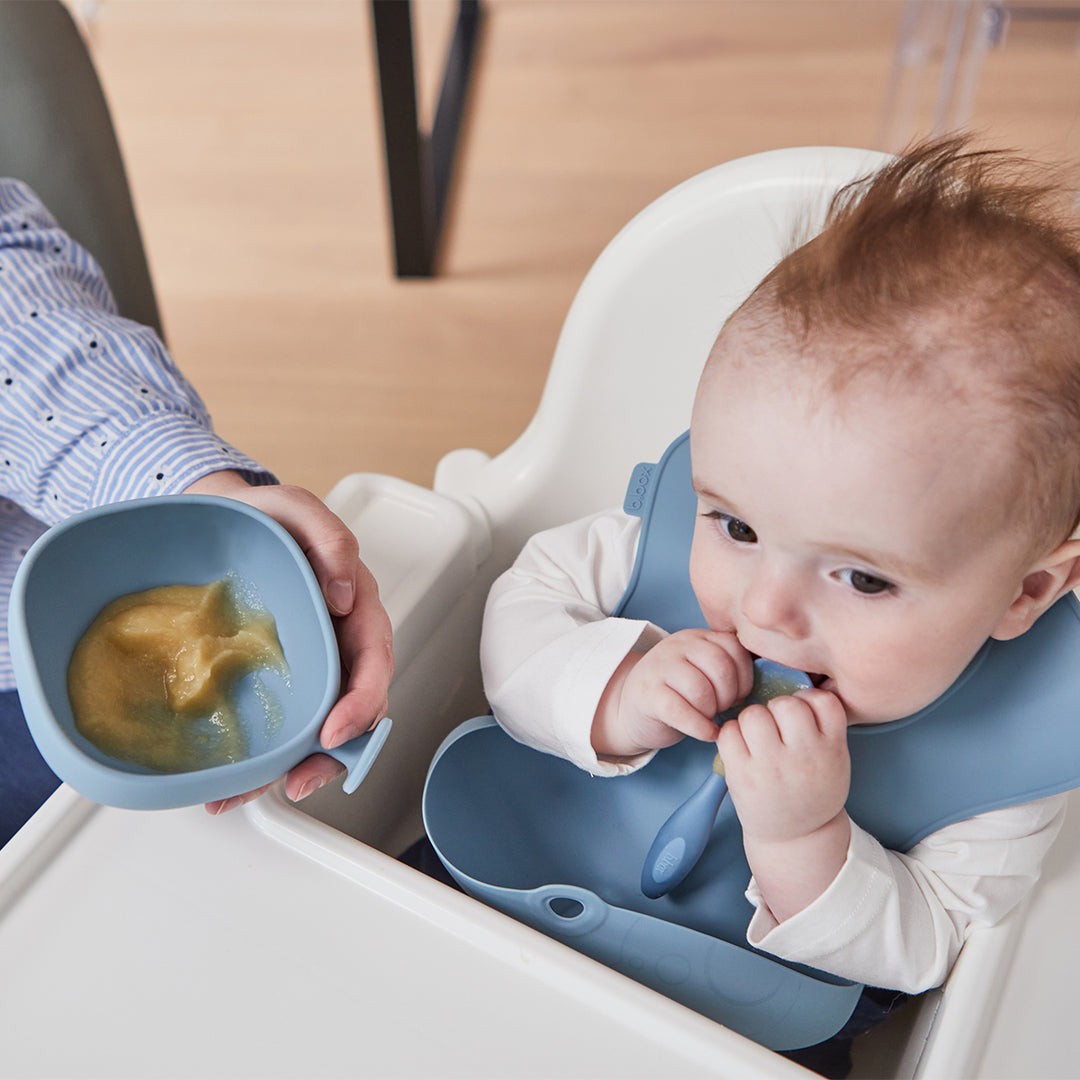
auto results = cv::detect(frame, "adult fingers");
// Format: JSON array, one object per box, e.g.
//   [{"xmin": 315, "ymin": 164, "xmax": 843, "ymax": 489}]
[
  {"xmin": 242, "ymin": 485, "xmax": 362, "ymax": 617},
  {"xmin": 320, "ymin": 558, "xmax": 394, "ymax": 750}
]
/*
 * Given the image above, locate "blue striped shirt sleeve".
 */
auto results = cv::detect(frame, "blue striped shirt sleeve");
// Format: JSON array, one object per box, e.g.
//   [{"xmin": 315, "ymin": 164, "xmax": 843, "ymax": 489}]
[{"xmin": 0, "ymin": 178, "xmax": 276, "ymax": 689}]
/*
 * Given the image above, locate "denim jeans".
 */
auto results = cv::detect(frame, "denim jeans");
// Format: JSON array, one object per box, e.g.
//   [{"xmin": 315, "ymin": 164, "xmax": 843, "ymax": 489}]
[{"xmin": 0, "ymin": 689, "xmax": 59, "ymax": 847}]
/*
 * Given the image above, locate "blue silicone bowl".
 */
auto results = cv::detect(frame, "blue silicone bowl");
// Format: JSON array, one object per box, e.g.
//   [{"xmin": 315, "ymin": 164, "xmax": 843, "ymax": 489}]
[{"xmin": 8, "ymin": 495, "xmax": 390, "ymax": 809}]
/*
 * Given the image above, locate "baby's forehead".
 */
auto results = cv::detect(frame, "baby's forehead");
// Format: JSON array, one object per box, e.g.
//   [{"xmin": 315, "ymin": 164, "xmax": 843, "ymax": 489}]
[
  {"xmin": 705, "ymin": 309, "xmax": 980, "ymax": 403},
  {"xmin": 711, "ymin": 306, "xmax": 1024, "ymax": 414},
  {"xmin": 693, "ymin": 358, "xmax": 1036, "ymax": 564},
  {"xmin": 708, "ymin": 324, "xmax": 1020, "ymax": 453},
  {"xmin": 695, "ymin": 322, "xmax": 1051, "ymax": 550}
]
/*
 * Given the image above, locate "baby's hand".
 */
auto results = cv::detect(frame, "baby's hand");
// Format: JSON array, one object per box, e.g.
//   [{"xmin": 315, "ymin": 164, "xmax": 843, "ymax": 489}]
[
  {"xmin": 591, "ymin": 629, "xmax": 754, "ymax": 758},
  {"xmin": 717, "ymin": 688, "xmax": 850, "ymax": 846},
  {"xmin": 717, "ymin": 688, "xmax": 852, "ymax": 923}
]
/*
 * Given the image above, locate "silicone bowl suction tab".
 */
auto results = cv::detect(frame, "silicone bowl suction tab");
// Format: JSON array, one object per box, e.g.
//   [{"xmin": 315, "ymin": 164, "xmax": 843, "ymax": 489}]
[{"xmin": 324, "ymin": 716, "xmax": 393, "ymax": 794}]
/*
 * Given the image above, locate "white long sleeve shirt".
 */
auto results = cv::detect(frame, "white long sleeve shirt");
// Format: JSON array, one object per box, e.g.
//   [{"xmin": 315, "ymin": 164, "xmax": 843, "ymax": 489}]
[{"xmin": 480, "ymin": 508, "xmax": 1067, "ymax": 993}]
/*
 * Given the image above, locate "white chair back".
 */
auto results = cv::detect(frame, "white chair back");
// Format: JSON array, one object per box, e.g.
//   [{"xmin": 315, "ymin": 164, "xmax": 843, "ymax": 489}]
[{"xmin": 439, "ymin": 146, "xmax": 890, "ymax": 560}]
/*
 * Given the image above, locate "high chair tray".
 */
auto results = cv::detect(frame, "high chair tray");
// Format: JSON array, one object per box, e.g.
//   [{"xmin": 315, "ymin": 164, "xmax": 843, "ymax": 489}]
[
  {"xmin": 0, "ymin": 775, "xmax": 1077, "ymax": 1076},
  {"xmin": 0, "ymin": 785, "xmax": 794, "ymax": 1077},
  {"xmin": 0, "ymin": 773, "xmax": 1075, "ymax": 1075}
]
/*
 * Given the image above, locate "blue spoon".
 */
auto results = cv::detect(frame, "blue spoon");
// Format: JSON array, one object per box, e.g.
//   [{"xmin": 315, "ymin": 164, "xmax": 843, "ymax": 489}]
[{"xmin": 640, "ymin": 659, "xmax": 813, "ymax": 899}]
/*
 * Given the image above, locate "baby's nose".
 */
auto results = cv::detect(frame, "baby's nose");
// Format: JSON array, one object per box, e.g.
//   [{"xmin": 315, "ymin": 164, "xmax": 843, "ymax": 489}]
[{"xmin": 740, "ymin": 564, "xmax": 809, "ymax": 639}]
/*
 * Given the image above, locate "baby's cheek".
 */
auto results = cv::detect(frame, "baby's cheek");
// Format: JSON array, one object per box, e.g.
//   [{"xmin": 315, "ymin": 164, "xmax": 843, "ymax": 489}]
[
  {"xmin": 850, "ymin": 664, "xmax": 949, "ymax": 724},
  {"xmin": 688, "ymin": 543, "xmax": 731, "ymax": 620},
  {"xmin": 691, "ymin": 578, "xmax": 736, "ymax": 634}
]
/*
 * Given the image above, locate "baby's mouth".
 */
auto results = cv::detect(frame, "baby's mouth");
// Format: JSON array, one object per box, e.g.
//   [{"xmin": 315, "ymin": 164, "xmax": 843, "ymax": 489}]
[{"xmin": 748, "ymin": 650, "xmax": 829, "ymax": 689}]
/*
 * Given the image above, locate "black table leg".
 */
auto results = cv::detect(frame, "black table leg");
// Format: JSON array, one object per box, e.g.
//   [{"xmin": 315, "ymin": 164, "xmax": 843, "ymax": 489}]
[{"xmin": 370, "ymin": 0, "xmax": 483, "ymax": 277}]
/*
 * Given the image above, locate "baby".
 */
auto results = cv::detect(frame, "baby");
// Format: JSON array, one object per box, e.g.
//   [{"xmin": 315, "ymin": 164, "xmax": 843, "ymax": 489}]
[{"xmin": 480, "ymin": 137, "xmax": 1080, "ymax": 1069}]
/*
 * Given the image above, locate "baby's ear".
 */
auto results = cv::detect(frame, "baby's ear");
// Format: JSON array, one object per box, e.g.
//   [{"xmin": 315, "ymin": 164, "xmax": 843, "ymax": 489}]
[{"xmin": 992, "ymin": 539, "xmax": 1080, "ymax": 641}]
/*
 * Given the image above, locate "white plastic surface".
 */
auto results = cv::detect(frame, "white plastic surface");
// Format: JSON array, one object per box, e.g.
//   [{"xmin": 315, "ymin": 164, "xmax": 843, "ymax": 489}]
[
  {"xmin": 323, "ymin": 471, "xmax": 490, "ymax": 667},
  {"xmin": 4, "ymin": 147, "xmax": 1079, "ymax": 1078},
  {"xmin": 436, "ymin": 147, "xmax": 891, "ymax": 555},
  {"xmin": 0, "ymin": 785, "xmax": 794, "ymax": 1079},
  {"xmin": 4, "ymin": 780, "xmax": 1076, "ymax": 1078}
]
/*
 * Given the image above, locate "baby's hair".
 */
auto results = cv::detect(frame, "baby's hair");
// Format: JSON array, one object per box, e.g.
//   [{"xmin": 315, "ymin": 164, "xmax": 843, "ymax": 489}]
[{"xmin": 738, "ymin": 134, "xmax": 1080, "ymax": 548}]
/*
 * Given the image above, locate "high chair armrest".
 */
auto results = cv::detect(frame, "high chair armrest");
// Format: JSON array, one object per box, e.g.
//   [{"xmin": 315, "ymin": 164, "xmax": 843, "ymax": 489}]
[
  {"xmin": 324, "ymin": 472, "xmax": 491, "ymax": 672},
  {"xmin": 890, "ymin": 897, "xmax": 1032, "ymax": 1078},
  {"xmin": 433, "ymin": 445, "xmax": 492, "ymax": 497}
]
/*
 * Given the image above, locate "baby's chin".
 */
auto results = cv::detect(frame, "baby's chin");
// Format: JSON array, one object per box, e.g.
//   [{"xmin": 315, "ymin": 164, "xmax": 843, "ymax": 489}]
[{"xmin": 833, "ymin": 687, "xmax": 927, "ymax": 728}]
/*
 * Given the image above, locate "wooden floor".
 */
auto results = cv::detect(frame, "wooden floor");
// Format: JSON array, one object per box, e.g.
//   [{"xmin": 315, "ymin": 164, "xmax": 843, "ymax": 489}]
[{"xmin": 73, "ymin": 0, "xmax": 1080, "ymax": 496}]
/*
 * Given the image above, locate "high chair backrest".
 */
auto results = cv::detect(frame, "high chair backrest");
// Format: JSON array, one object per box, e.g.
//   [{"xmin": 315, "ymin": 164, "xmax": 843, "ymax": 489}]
[
  {"xmin": 0, "ymin": 0, "xmax": 163, "ymax": 338},
  {"xmin": 439, "ymin": 146, "xmax": 889, "ymax": 561}
]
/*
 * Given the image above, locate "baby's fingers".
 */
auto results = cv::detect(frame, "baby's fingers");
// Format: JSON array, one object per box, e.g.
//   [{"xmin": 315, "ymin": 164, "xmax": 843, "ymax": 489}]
[
  {"xmin": 717, "ymin": 695, "xmax": 825, "ymax": 765},
  {"xmin": 652, "ymin": 687, "xmax": 722, "ymax": 743},
  {"xmin": 793, "ymin": 687, "xmax": 849, "ymax": 739},
  {"xmin": 721, "ymin": 702, "xmax": 783, "ymax": 762},
  {"xmin": 676, "ymin": 632, "xmax": 755, "ymax": 715},
  {"xmin": 702, "ymin": 631, "xmax": 756, "ymax": 705}
]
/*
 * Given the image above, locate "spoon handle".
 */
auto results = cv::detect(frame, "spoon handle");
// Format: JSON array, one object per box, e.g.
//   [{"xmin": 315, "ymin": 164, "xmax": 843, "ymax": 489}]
[{"xmin": 640, "ymin": 771, "xmax": 728, "ymax": 899}]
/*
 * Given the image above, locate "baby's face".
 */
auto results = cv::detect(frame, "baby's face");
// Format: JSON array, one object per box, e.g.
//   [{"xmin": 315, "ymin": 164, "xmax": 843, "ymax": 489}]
[{"xmin": 688, "ymin": 333, "xmax": 1036, "ymax": 726}]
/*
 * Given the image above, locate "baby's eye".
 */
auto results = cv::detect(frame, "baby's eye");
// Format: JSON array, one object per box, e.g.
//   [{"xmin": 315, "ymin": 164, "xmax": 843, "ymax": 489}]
[
  {"xmin": 707, "ymin": 511, "xmax": 758, "ymax": 544},
  {"xmin": 838, "ymin": 569, "xmax": 894, "ymax": 595}
]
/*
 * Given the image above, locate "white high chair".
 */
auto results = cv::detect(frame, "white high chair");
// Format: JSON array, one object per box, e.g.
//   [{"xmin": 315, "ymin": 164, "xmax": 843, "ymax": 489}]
[{"xmin": 3, "ymin": 146, "xmax": 1079, "ymax": 1078}]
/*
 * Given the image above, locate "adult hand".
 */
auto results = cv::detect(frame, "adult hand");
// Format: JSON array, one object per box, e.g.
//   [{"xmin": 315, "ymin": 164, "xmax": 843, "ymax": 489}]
[{"xmin": 182, "ymin": 472, "xmax": 394, "ymax": 813}]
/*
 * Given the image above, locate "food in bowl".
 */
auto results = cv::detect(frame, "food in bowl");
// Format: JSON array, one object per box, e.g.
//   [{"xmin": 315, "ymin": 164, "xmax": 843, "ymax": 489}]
[{"xmin": 67, "ymin": 574, "xmax": 288, "ymax": 773}]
